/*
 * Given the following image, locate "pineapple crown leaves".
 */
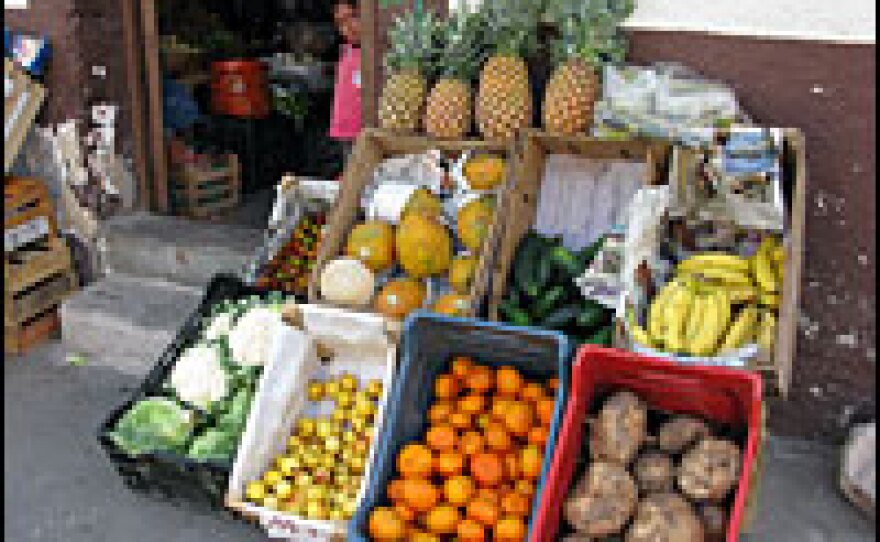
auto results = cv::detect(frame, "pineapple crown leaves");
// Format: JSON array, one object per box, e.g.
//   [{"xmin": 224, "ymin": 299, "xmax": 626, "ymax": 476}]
[
  {"xmin": 384, "ymin": 9, "xmax": 444, "ymax": 78},
  {"xmin": 477, "ymin": 0, "xmax": 543, "ymax": 59},
  {"xmin": 435, "ymin": 11, "xmax": 489, "ymax": 82},
  {"xmin": 547, "ymin": 0, "xmax": 635, "ymax": 65}
]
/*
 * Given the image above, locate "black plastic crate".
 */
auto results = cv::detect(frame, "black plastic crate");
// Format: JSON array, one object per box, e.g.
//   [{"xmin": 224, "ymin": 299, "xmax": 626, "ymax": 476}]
[{"xmin": 96, "ymin": 274, "xmax": 285, "ymax": 510}]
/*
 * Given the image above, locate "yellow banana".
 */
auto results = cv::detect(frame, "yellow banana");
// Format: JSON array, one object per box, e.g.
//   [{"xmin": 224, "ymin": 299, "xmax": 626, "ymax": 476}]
[
  {"xmin": 697, "ymin": 282, "xmax": 759, "ymax": 305},
  {"xmin": 680, "ymin": 266, "xmax": 755, "ymax": 287},
  {"xmin": 677, "ymin": 253, "xmax": 752, "ymax": 274},
  {"xmin": 688, "ymin": 290, "xmax": 732, "ymax": 357},
  {"xmin": 753, "ymin": 238, "xmax": 780, "ymax": 294},
  {"xmin": 759, "ymin": 292, "xmax": 781, "ymax": 310},
  {"xmin": 757, "ymin": 310, "xmax": 778, "ymax": 353},
  {"xmin": 648, "ymin": 281, "xmax": 679, "ymax": 346},
  {"xmin": 664, "ymin": 283, "xmax": 697, "ymax": 353},
  {"xmin": 719, "ymin": 306, "xmax": 760, "ymax": 353},
  {"xmin": 684, "ymin": 291, "xmax": 712, "ymax": 347},
  {"xmin": 627, "ymin": 309, "xmax": 655, "ymax": 348}
]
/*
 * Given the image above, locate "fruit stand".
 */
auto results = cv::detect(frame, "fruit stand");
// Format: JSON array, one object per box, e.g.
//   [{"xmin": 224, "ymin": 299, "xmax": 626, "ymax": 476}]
[{"xmin": 95, "ymin": 1, "xmax": 809, "ymax": 540}]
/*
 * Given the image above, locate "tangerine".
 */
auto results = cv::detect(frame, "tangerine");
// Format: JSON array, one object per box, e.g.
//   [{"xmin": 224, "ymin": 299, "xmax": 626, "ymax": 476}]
[
  {"xmin": 528, "ymin": 426, "xmax": 550, "ymax": 447},
  {"xmin": 547, "ymin": 378, "xmax": 559, "ymax": 393},
  {"xmin": 394, "ymin": 503, "xmax": 417, "ymax": 523},
  {"xmin": 434, "ymin": 375, "xmax": 459, "ymax": 400},
  {"xmin": 466, "ymin": 366, "xmax": 494, "ymax": 394},
  {"xmin": 484, "ymin": 423, "xmax": 513, "ymax": 453},
  {"xmin": 450, "ymin": 411, "xmax": 473, "ymax": 430},
  {"xmin": 520, "ymin": 445, "xmax": 543, "ymax": 480},
  {"xmin": 459, "ymin": 394, "xmax": 487, "ymax": 415},
  {"xmin": 471, "ymin": 453, "xmax": 504, "ymax": 487},
  {"xmin": 368, "ymin": 507, "xmax": 407, "ymax": 541},
  {"xmin": 476, "ymin": 487, "xmax": 501, "ymax": 505},
  {"xmin": 500, "ymin": 492, "xmax": 531, "ymax": 518},
  {"xmin": 402, "ymin": 478, "xmax": 439, "ymax": 513},
  {"xmin": 460, "ymin": 431, "xmax": 486, "ymax": 456},
  {"xmin": 476, "ymin": 414, "xmax": 492, "ymax": 430},
  {"xmin": 397, "ymin": 443, "xmax": 434, "ymax": 479},
  {"xmin": 503, "ymin": 452, "xmax": 521, "ymax": 481},
  {"xmin": 466, "ymin": 497, "xmax": 500, "ymax": 527},
  {"xmin": 426, "ymin": 425, "xmax": 457, "ymax": 452},
  {"xmin": 425, "ymin": 505, "xmax": 460, "ymax": 535},
  {"xmin": 514, "ymin": 479, "xmax": 535, "ymax": 500},
  {"xmin": 457, "ymin": 519, "xmax": 487, "ymax": 542},
  {"xmin": 502, "ymin": 401, "xmax": 534, "ymax": 437},
  {"xmin": 495, "ymin": 367, "xmax": 524, "ymax": 397},
  {"xmin": 451, "ymin": 357, "xmax": 475, "ymax": 380},
  {"xmin": 444, "ymin": 475, "xmax": 475, "ymax": 506},
  {"xmin": 387, "ymin": 479, "xmax": 407, "ymax": 503},
  {"xmin": 490, "ymin": 399, "xmax": 513, "ymax": 421},
  {"xmin": 434, "ymin": 451, "xmax": 465, "ymax": 477},
  {"xmin": 494, "ymin": 517, "xmax": 527, "ymax": 541},
  {"xmin": 536, "ymin": 397, "xmax": 556, "ymax": 427},
  {"xmin": 428, "ymin": 402, "xmax": 455, "ymax": 425},
  {"xmin": 520, "ymin": 382, "xmax": 545, "ymax": 403},
  {"xmin": 410, "ymin": 532, "xmax": 440, "ymax": 542}
]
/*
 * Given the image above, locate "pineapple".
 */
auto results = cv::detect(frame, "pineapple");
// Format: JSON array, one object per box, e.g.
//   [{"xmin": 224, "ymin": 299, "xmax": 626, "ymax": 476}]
[
  {"xmin": 475, "ymin": 0, "xmax": 542, "ymax": 143},
  {"xmin": 424, "ymin": 11, "xmax": 487, "ymax": 140},
  {"xmin": 378, "ymin": 10, "xmax": 441, "ymax": 134},
  {"xmin": 542, "ymin": 0, "xmax": 634, "ymax": 135}
]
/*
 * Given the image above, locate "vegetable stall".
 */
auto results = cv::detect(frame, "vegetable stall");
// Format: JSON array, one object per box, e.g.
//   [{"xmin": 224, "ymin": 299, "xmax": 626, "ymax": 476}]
[{"xmin": 97, "ymin": 1, "xmax": 805, "ymax": 541}]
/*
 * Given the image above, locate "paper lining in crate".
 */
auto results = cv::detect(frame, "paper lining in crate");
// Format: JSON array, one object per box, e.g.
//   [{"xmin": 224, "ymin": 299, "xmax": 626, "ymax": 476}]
[{"xmin": 226, "ymin": 303, "xmax": 396, "ymax": 540}]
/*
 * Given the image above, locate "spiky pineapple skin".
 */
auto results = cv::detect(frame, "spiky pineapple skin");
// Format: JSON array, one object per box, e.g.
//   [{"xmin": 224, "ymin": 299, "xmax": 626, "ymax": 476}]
[
  {"xmin": 379, "ymin": 69, "xmax": 427, "ymax": 134},
  {"xmin": 425, "ymin": 79, "xmax": 473, "ymax": 140},
  {"xmin": 476, "ymin": 55, "xmax": 533, "ymax": 143},
  {"xmin": 542, "ymin": 59, "xmax": 599, "ymax": 135}
]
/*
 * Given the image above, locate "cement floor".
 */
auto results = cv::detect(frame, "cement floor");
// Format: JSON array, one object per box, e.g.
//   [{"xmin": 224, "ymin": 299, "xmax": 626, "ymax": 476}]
[{"xmin": 5, "ymin": 342, "xmax": 875, "ymax": 541}]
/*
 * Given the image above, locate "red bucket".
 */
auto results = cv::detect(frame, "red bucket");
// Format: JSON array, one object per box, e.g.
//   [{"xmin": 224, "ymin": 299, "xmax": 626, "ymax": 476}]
[
  {"xmin": 531, "ymin": 345, "xmax": 764, "ymax": 542},
  {"xmin": 210, "ymin": 60, "xmax": 269, "ymax": 118}
]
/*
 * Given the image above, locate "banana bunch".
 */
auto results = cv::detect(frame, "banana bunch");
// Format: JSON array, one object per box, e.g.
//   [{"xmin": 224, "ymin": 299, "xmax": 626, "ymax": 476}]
[{"xmin": 629, "ymin": 237, "xmax": 784, "ymax": 357}]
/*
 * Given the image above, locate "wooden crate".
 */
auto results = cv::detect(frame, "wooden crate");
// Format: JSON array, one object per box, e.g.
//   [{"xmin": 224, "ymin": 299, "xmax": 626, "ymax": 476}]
[
  {"xmin": 5, "ymin": 59, "xmax": 47, "ymax": 173},
  {"xmin": 5, "ymin": 176, "xmax": 58, "ymax": 237},
  {"xmin": 5, "ymin": 308, "xmax": 61, "ymax": 356},
  {"xmin": 308, "ymin": 129, "xmax": 512, "ymax": 320},
  {"xmin": 170, "ymin": 153, "xmax": 241, "ymax": 220},
  {"xmin": 489, "ymin": 130, "xmax": 669, "ymax": 320}
]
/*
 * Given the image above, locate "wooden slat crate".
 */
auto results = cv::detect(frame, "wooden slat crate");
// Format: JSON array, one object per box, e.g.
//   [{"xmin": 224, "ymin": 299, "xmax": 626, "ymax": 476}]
[
  {"xmin": 5, "ymin": 308, "xmax": 61, "ymax": 356},
  {"xmin": 5, "ymin": 176, "xmax": 58, "ymax": 237},
  {"xmin": 170, "ymin": 153, "xmax": 241, "ymax": 220}
]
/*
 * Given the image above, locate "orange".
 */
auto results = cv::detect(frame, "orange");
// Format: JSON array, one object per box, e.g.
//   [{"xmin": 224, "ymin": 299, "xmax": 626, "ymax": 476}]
[
  {"xmin": 428, "ymin": 402, "xmax": 455, "ymax": 425},
  {"xmin": 426, "ymin": 425, "xmax": 457, "ymax": 452},
  {"xmin": 514, "ymin": 479, "xmax": 535, "ymax": 500},
  {"xmin": 466, "ymin": 497, "xmax": 500, "ymax": 527},
  {"xmin": 491, "ymin": 399, "xmax": 513, "ymax": 422},
  {"xmin": 484, "ymin": 423, "xmax": 513, "ymax": 453},
  {"xmin": 387, "ymin": 479, "xmax": 407, "ymax": 503},
  {"xmin": 536, "ymin": 398, "xmax": 556, "ymax": 427},
  {"xmin": 451, "ymin": 356, "xmax": 475, "ymax": 380},
  {"xmin": 520, "ymin": 382, "xmax": 545, "ymax": 403},
  {"xmin": 471, "ymin": 453, "xmax": 505, "ymax": 488},
  {"xmin": 444, "ymin": 475, "xmax": 475, "ymax": 506},
  {"xmin": 450, "ymin": 411, "xmax": 473, "ymax": 430},
  {"xmin": 402, "ymin": 479, "xmax": 439, "ymax": 513},
  {"xmin": 434, "ymin": 451, "xmax": 465, "ymax": 477},
  {"xmin": 502, "ymin": 401, "xmax": 534, "ymax": 437},
  {"xmin": 410, "ymin": 532, "xmax": 440, "ymax": 542},
  {"xmin": 503, "ymin": 452, "xmax": 521, "ymax": 481},
  {"xmin": 495, "ymin": 517, "xmax": 527, "ymax": 541},
  {"xmin": 520, "ymin": 445, "xmax": 543, "ymax": 480},
  {"xmin": 434, "ymin": 375, "xmax": 459, "ymax": 400},
  {"xmin": 368, "ymin": 507, "xmax": 407, "ymax": 541},
  {"xmin": 476, "ymin": 487, "xmax": 501, "ymax": 504},
  {"xmin": 547, "ymin": 378, "xmax": 559, "ymax": 393},
  {"xmin": 466, "ymin": 366, "xmax": 494, "ymax": 394},
  {"xmin": 495, "ymin": 367, "xmax": 524, "ymax": 397},
  {"xmin": 528, "ymin": 426, "xmax": 550, "ymax": 447},
  {"xmin": 397, "ymin": 443, "xmax": 434, "ymax": 479},
  {"xmin": 457, "ymin": 519, "xmax": 487, "ymax": 542},
  {"xmin": 500, "ymin": 492, "xmax": 531, "ymax": 518},
  {"xmin": 459, "ymin": 394, "xmax": 487, "ymax": 415},
  {"xmin": 476, "ymin": 414, "xmax": 492, "ymax": 430},
  {"xmin": 425, "ymin": 505, "xmax": 460, "ymax": 535},
  {"xmin": 394, "ymin": 503, "xmax": 417, "ymax": 523},
  {"xmin": 460, "ymin": 431, "xmax": 486, "ymax": 456}
]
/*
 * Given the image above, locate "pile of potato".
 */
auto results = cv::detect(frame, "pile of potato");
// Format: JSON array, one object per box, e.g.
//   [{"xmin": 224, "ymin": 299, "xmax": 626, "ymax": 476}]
[{"xmin": 562, "ymin": 391, "xmax": 743, "ymax": 541}]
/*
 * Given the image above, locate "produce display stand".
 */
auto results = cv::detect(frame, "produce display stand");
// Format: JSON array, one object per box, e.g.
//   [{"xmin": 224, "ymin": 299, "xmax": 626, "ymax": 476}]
[
  {"xmin": 350, "ymin": 313, "xmax": 572, "ymax": 542},
  {"xmin": 97, "ymin": 275, "xmax": 276, "ymax": 510},
  {"xmin": 226, "ymin": 304, "xmax": 397, "ymax": 540},
  {"xmin": 532, "ymin": 345, "xmax": 765, "ymax": 542},
  {"xmin": 308, "ymin": 128, "xmax": 513, "ymax": 321},
  {"xmin": 5, "ymin": 177, "xmax": 77, "ymax": 355},
  {"xmin": 488, "ymin": 130, "xmax": 670, "ymax": 322}
]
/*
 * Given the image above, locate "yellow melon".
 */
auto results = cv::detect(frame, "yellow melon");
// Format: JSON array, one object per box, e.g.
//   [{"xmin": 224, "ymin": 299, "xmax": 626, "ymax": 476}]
[
  {"xmin": 396, "ymin": 215, "xmax": 452, "ymax": 279},
  {"xmin": 375, "ymin": 278, "xmax": 427, "ymax": 320},
  {"xmin": 449, "ymin": 256, "xmax": 478, "ymax": 295},
  {"xmin": 431, "ymin": 294, "xmax": 471, "ymax": 317},
  {"xmin": 457, "ymin": 196, "xmax": 496, "ymax": 254},
  {"xmin": 402, "ymin": 188, "xmax": 443, "ymax": 221},
  {"xmin": 346, "ymin": 221, "xmax": 395, "ymax": 273},
  {"xmin": 463, "ymin": 155, "xmax": 506, "ymax": 191}
]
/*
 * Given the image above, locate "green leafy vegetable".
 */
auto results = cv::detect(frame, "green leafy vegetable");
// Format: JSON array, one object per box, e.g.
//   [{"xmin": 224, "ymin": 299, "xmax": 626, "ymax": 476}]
[{"xmin": 110, "ymin": 398, "xmax": 195, "ymax": 456}]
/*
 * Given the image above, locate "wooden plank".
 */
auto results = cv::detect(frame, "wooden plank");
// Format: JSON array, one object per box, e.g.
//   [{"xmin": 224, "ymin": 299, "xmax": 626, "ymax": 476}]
[
  {"xmin": 122, "ymin": 0, "xmax": 151, "ymax": 211},
  {"xmin": 5, "ymin": 271, "xmax": 76, "ymax": 327},
  {"xmin": 141, "ymin": 0, "xmax": 169, "ymax": 213},
  {"xmin": 5, "ymin": 308, "xmax": 61, "ymax": 356},
  {"xmin": 360, "ymin": 0, "xmax": 379, "ymax": 129},
  {"xmin": 5, "ymin": 237, "xmax": 73, "ymax": 296}
]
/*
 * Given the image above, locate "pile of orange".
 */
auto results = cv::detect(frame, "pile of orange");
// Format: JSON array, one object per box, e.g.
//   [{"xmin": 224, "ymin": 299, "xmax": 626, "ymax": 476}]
[{"xmin": 368, "ymin": 356, "xmax": 559, "ymax": 541}]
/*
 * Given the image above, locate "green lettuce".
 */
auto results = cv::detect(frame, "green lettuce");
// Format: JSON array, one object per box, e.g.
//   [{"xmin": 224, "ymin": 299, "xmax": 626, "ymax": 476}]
[{"xmin": 110, "ymin": 398, "xmax": 195, "ymax": 456}]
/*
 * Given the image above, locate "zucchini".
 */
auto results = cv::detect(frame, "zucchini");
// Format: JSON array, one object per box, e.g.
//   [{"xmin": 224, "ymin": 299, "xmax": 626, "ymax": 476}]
[
  {"xmin": 540, "ymin": 304, "xmax": 582, "ymax": 328},
  {"xmin": 550, "ymin": 246, "xmax": 582, "ymax": 278},
  {"xmin": 513, "ymin": 233, "xmax": 544, "ymax": 297},
  {"xmin": 526, "ymin": 254, "xmax": 553, "ymax": 299},
  {"xmin": 532, "ymin": 286, "xmax": 566, "ymax": 318},
  {"xmin": 576, "ymin": 302, "xmax": 608, "ymax": 331},
  {"xmin": 499, "ymin": 301, "xmax": 531, "ymax": 327}
]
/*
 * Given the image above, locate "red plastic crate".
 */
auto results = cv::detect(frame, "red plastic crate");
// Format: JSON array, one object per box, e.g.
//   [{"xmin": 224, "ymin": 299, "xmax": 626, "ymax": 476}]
[{"xmin": 531, "ymin": 345, "xmax": 763, "ymax": 542}]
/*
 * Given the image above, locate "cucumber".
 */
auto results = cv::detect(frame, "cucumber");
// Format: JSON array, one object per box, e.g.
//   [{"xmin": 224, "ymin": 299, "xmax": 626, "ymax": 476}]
[
  {"xmin": 513, "ymin": 233, "xmax": 544, "ymax": 297},
  {"xmin": 532, "ymin": 286, "xmax": 566, "ymax": 318},
  {"xmin": 540, "ymin": 304, "xmax": 582, "ymax": 328},
  {"xmin": 499, "ymin": 301, "xmax": 531, "ymax": 327},
  {"xmin": 526, "ymin": 254, "xmax": 553, "ymax": 299},
  {"xmin": 576, "ymin": 302, "xmax": 608, "ymax": 331},
  {"xmin": 583, "ymin": 325, "xmax": 614, "ymax": 346},
  {"xmin": 550, "ymin": 246, "xmax": 583, "ymax": 278}
]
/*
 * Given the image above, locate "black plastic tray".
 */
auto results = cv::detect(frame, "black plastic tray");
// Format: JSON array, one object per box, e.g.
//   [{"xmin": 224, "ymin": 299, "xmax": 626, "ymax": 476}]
[{"xmin": 96, "ymin": 274, "xmax": 276, "ymax": 510}]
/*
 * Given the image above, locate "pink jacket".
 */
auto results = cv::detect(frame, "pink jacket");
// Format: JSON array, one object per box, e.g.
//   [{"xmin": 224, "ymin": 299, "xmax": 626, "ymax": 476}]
[{"xmin": 329, "ymin": 44, "xmax": 362, "ymax": 141}]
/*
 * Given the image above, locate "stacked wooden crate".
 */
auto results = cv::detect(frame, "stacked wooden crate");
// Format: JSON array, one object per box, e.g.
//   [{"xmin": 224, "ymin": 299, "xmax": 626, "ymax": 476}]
[
  {"xmin": 169, "ymin": 151, "xmax": 241, "ymax": 220},
  {"xmin": 5, "ymin": 177, "xmax": 78, "ymax": 355},
  {"xmin": 5, "ymin": 59, "xmax": 47, "ymax": 173}
]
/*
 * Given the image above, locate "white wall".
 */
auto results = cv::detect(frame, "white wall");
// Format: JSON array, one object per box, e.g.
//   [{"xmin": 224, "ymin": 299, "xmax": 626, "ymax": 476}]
[
  {"xmin": 4, "ymin": 0, "xmax": 28, "ymax": 8},
  {"xmin": 451, "ymin": 0, "xmax": 876, "ymax": 43}
]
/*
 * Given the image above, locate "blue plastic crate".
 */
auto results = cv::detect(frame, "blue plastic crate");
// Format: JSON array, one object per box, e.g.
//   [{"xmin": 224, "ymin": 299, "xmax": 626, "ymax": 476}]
[{"xmin": 349, "ymin": 312, "xmax": 572, "ymax": 542}]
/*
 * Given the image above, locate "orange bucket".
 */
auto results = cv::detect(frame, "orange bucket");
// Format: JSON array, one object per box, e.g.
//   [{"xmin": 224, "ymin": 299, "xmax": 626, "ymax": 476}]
[{"xmin": 210, "ymin": 60, "xmax": 270, "ymax": 118}]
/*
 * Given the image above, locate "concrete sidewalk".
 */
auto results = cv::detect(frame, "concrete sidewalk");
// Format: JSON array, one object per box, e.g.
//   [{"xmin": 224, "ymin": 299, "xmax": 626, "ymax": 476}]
[{"xmin": 5, "ymin": 342, "xmax": 875, "ymax": 541}]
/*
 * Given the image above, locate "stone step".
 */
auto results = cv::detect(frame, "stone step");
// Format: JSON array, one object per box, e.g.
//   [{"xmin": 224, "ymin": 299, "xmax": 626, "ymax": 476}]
[
  {"xmin": 60, "ymin": 272, "xmax": 203, "ymax": 376},
  {"xmin": 101, "ymin": 212, "xmax": 263, "ymax": 288}
]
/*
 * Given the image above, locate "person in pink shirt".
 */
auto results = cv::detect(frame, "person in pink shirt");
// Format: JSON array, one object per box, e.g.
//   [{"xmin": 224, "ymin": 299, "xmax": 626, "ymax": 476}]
[{"xmin": 330, "ymin": 0, "xmax": 362, "ymax": 164}]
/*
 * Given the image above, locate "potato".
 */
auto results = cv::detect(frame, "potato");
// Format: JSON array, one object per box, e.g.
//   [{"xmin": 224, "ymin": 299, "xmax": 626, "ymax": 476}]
[
  {"xmin": 634, "ymin": 452, "xmax": 674, "ymax": 494},
  {"xmin": 565, "ymin": 462, "xmax": 638, "ymax": 538},
  {"xmin": 677, "ymin": 438, "xmax": 742, "ymax": 502},
  {"xmin": 589, "ymin": 391, "xmax": 648, "ymax": 466},
  {"xmin": 625, "ymin": 493, "xmax": 704, "ymax": 542},
  {"xmin": 657, "ymin": 416, "xmax": 711, "ymax": 454}
]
